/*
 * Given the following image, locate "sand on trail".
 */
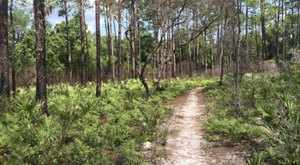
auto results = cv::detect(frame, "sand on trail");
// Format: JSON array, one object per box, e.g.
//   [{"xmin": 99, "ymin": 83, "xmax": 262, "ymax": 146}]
[{"xmin": 145, "ymin": 88, "xmax": 248, "ymax": 165}]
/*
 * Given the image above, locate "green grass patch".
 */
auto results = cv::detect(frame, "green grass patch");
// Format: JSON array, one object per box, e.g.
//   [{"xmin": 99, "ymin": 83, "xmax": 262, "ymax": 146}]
[
  {"xmin": 204, "ymin": 66, "xmax": 300, "ymax": 164},
  {"xmin": 0, "ymin": 77, "xmax": 214, "ymax": 164}
]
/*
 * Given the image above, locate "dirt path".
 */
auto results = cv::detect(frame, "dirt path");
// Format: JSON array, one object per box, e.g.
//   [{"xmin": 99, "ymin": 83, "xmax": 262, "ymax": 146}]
[{"xmin": 145, "ymin": 88, "xmax": 248, "ymax": 165}]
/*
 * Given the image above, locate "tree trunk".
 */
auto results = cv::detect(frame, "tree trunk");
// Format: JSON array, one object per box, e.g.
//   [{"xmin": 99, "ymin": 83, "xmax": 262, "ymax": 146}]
[
  {"xmin": 64, "ymin": 0, "xmax": 72, "ymax": 81},
  {"xmin": 245, "ymin": 4, "xmax": 249, "ymax": 66},
  {"xmin": 219, "ymin": 15, "xmax": 227, "ymax": 85},
  {"xmin": 117, "ymin": 1, "xmax": 122, "ymax": 83},
  {"xmin": 105, "ymin": 4, "xmax": 114, "ymax": 82},
  {"xmin": 235, "ymin": 0, "xmax": 241, "ymax": 114},
  {"xmin": 210, "ymin": 31, "xmax": 214, "ymax": 71},
  {"xmin": 194, "ymin": 12, "xmax": 200, "ymax": 73},
  {"xmin": 131, "ymin": 0, "xmax": 137, "ymax": 79},
  {"xmin": 0, "ymin": 0, "xmax": 10, "ymax": 98},
  {"xmin": 282, "ymin": 1, "xmax": 287, "ymax": 61},
  {"xmin": 260, "ymin": 0, "xmax": 267, "ymax": 60},
  {"xmin": 171, "ymin": 25, "xmax": 176, "ymax": 78},
  {"xmin": 109, "ymin": 9, "xmax": 115, "ymax": 83},
  {"xmin": 10, "ymin": 0, "xmax": 16, "ymax": 96},
  {"xmin": 254, "ymin": 15, "xmax": 260, "ymax": 60},
  {"xmin": 95, "ymin": 0, "xmax": 101, "ymax": 97},
  {"xmin": 178, "ymin": 23, "xmax": 182, "ymax": 76},
  {"xmin": 79, "ymin": 0, "xmax": 86, "ymax": 86},
  {"xmin": 85, "ymin": 32, "xmax": 90, "ymax": 81},
  {"xmin": 203, "ymin": 30, "xmax": 207, "ymax": 73},
  {"xmin": 275, "ymin": 0, "xmax": 280, "ymax": 63},
  {"xmin": 188, "ymin": 43, "xmax": 192, "ymax": 77},
  {"xmin": 34, "ymin": 0, "xmax": 48, "ymax": 114},
  {"xmin": 154, "ymin": 24, "xmax": 159, "ymax": 77},
  {"xmin": 179, "ymin": 48, "xmax": 182, "ymax": 76},
  {"xmin": 297, "ymin": 0, "xmax": 300, "ymax": 48}
]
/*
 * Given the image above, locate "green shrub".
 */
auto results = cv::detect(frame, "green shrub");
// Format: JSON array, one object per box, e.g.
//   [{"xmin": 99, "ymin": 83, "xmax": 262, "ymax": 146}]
[
  {"xmin": 205, "ymin": 67, "xmax": 300, "ymax": 164},
  {"xmin": 0, "ymin": 77, "xmax": 213, "ymax": 164}
]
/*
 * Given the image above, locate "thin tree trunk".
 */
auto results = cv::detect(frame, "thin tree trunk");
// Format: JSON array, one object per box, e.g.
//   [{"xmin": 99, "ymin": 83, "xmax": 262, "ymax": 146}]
[
  {"xmin": 109, "ymin": 5, "xmax": 115, "ymax": 82},
  {"xmin": 179, "ymin": 48, "xmax": 182, "ymax": 76},
  {"xmin": 154, "ymin": 23, "xmax": 159, "ymax": 78},
  {"xmin": 210, "ymin": 31, "xmax": 214, "ymax": 71},
  {"xmin": 34, "ymin": 0, "xmax": 47, "ymax": 114},
  {"xmin": 297, "ymin": 0, "xmax": 300, "ymax": 48},
  {"xmin": 79, "ymin": 0, "xmax": 86, "ymax": 85},
  {"xmin": 64, "ymin": 0, "xmax": 72, "ymax": 81},
  {"xmin": 136, "ymin": 6, "xmax": 141, "ymax": 77},
  {"xmin": 291, "ymin": 7, "xmax": 295, "ymax": 47},
  {"xmin": 235, "ymin": 0, "xmax": 241, "ymax": 114},
  {"xmin": 166, "ymin": 19, "xmax": 170, "ymax": 79},
  {"xmin": 219, "ymin": 16, "xmax": 227, "ymax": 85},
  {"xmin": 10, "ymin": 0, "xmax": 16, "ymax": 96},
  {"xmin": 171, "ymin": 25, "xmax": 176, "ymax": 78},
  {"xmin": 85, "ymin": 32, "xmax": 90, "ymax": 81},
  {"xmin": 130, "ymin": 0, "xmax": 136, "ymax": 78},
  {"xmin": 260, "ymin": 0, "xmax": 267, "ymax": 60},
  {"xmin": 255, "ymin": 18, "xmax": 260, "ymax": 60},
  {"xmin": 131, "ymin": 0, "xmax": 137, "ymax": 78},
  {"xmin": 217, "ymin": 24, "xmax": 221, "ymax": 70},
  {"xmin": 194, "ymin": 12, "xmax": 200, "ymax": 73},
  {"xmin": 95, "ymin": 0, "xmax": 101, "ymax": 97},
  {"xmin": 282, "ymin": 0, "xmax": 286, "ymax": 61},
  {"xmin": 117, "ymin": 1, "xmax": 122, "ymax": 83},
  {"xmin": 105, "ymin": 4, "xmax": 114, "ymax": 82},
  {"xmin": 125, "ymin": 12, "xmax": 130, "ymax": 78},
  {"xmin": 188, "ymin": 43, "xmax": 192, "ymax": 77},
  {"xmin": 275, "ymin": 0, "xmax": 280, "ymax": 63},
  {"xmin": 0, "ymin": 0, "xmax": 10, "ymax": 97},
  {"xmin": 203, "ymin": 30, "xmax": 207, "ymax": 73},
  {"xmin": 187, "ymin": 10, "xmax": 192, "ymax": 76},
  {"xmin": 245, "ymin": 4, "xmax": 249, "ymax": 66}
]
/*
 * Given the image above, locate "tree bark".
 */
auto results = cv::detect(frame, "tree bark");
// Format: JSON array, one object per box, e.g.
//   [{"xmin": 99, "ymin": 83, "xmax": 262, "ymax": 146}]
[
  {"xmin": 79, "ymin": 0, "xmax": 86, "ymax": 85},
  {"xmin": 95, "ymin": 0, "xmax": 101, "ymax": 97},
  {"xmin": 203, "ymin": 30, "xmax": 207, "ymax": 73},
  {"xmin": 109, "ymin": 7, "xmax": 115, "ymax": 83},
  {"xmin": 275, "ymin": 0, "xmax": 280, "ymax": 63},
  {"xmin": 0, "ymin": 0, "xmax": 10, "ymax": 98},
  {"xmin": 34, "ymin": 0, "xmax": 48, "ymax": 114},
  {"xmin": 296, "ymin": 0, "xmax": 300, "ymax": 48},
  {"xmin": 282, "ymin": 1, "xmax": 287, "ymax": 61},
  {"xmin": 171, "ymin": 25, "xmax": 176, "ymax": 78},
  {"xmin": 130, "ymin": 0, "xmax": 137, "ymax": 79},
  {"xmin": 235, "ymin": 0, "xmax": 241, "ymax": 114},
  {"xmin": 85, "ymin": 31, "xmax": 90, "ymax": 80},
  {"xmin": 117, "ymin": 0, "xmax": 123, "ymax": 83},
  {"xmin": 188, "ymin": 43, "xmax": 192, "ymax": 77},
  {"xmin": 260, "ymin": 0, "xmax": 267, "ymax": 60},
  {"xmin": 63, "ymin": 0, "xmax": 72, "ymax": 81},
  {"xmin": 219, "ymin": 14, "xmax": 227, "ymax": 85},
  {"xmin": 10, "ymin": 0, "xmax": 16, "ymax": 96},
  {"xmin": 245, "ymin": 4, "xmax": 249, "ymax": 65},
  {"xmin": 210, "ymin": 31, "xmax": 214, "ymax": 71}
]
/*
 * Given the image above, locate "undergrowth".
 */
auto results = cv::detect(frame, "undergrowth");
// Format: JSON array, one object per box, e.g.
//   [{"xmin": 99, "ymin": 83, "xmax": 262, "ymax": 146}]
[
  {"xmin": 204, "ymin": 66, "xmax": 300, "ymax": 164},
  {"xmin": 0, "ymin": 77, "xmax": 214, "ymax": 164}
]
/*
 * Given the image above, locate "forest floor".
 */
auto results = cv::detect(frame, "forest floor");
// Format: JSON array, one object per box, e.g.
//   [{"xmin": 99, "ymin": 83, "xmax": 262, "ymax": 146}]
[{"xmin": 144, "ymin": 88, "xmax": 249, "ymax": 165}]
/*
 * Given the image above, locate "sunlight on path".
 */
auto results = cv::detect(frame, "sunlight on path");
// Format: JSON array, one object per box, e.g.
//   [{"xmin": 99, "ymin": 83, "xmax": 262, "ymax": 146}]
[
  {"xmin": 150, "ymin": 88, "xmax": 247, "ymax": 165},
  {"xmin": 161, "ymin": 89, "xmax": 207, "ymax": 165}
]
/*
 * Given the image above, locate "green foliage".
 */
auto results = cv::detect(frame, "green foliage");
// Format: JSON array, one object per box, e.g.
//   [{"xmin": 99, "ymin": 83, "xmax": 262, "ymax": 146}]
[
  {"xmin": 205, "ymin": 67, "xmax": 300, "ymax": 164},
  {"xmin": 0, "ymin": 77, "xmax": 211, "ymax": 164}
]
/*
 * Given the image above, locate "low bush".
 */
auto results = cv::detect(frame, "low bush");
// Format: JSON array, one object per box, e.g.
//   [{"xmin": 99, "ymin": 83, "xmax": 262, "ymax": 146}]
[
  {"xmin": 205, "ymin": 66, "xmax": 300, "ymax": 164},
  {"xmin": 0, "ymin": 77, "xmax": 213, "ymax": 164}
]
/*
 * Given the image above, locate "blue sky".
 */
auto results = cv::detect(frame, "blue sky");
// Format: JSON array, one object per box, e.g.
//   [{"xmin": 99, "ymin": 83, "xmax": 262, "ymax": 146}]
[{"xmin": 48, "ymin": 6, "xmax": 99, "ymax": 33}]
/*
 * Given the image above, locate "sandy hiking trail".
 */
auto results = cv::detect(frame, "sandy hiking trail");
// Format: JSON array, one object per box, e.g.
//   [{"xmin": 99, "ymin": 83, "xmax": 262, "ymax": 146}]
[{"xmin": 145, "ymin": 88, "xmax": 248, "ymax": 165}]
